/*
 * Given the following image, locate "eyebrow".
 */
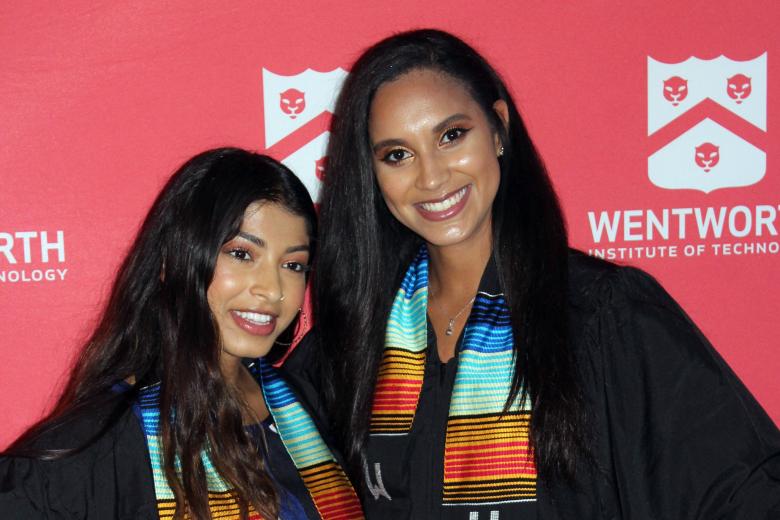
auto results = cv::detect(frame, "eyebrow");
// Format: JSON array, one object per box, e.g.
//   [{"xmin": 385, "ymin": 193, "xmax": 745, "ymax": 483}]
[
  {"xmin": 432, "ymin": 113, "xmax": 471, "ymax": 134},
  {"xmin": 371, "ymin": 113, "xmax": 473, "ymax": 153},
  {"xmin": 236, "ymin": 232, "xmax": 310, "ymax": 254}
]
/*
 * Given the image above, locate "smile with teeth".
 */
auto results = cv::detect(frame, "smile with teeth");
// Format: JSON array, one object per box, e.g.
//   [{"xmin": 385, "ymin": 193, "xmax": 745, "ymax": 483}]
[
  {"xmin": 234, "ymin": 310, "xmax": 273, "ymax": 325},
  {"xmin": 418, "ymin": 185, "xmax": 469, "ymax": 213}
]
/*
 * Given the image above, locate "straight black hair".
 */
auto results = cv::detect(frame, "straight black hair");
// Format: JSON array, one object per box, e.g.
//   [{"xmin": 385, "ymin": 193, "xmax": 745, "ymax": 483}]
[
  {"xmin": 5, "ymin": 148, "xmax": 317, "ymax": 519},
  {"xmin": 315, "ymin": 29, "xmax": 587, "ymax": 484}
]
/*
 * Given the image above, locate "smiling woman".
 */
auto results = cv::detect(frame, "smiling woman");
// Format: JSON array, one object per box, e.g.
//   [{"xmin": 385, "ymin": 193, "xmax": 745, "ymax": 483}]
[
  {"xmin": 209, "ymin": 203, "xmax": 311, "ymax": 365},
  {"xmin": 308, "ymin": 29, "xmax": 780, "ymax": 519},
  {"xmin": 0, "ymin": 148, "xmax": 363, "ymax": 520}
]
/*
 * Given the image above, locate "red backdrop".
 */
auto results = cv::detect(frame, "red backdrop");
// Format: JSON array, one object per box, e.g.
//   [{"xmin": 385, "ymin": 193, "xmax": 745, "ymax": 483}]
[{"xmin": 1, "ymin": 1, "xmax": 778, "ymax": 448}]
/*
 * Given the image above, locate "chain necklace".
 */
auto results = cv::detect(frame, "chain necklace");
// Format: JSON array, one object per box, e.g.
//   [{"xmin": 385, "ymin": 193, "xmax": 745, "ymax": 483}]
[{"xmin": 429, "ymin": 290, "xmax": 477, "ymax": 336}]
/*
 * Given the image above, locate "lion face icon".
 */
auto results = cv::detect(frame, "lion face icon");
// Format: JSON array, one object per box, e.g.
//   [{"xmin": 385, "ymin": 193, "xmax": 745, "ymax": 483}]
[
  {"xmin": 695, "ymin": 143, "xmax": 720, "ymax": 172},
  {"xmin": 663, "ymin": 76, "xmax": 688, "ymax": 106},
  {"xmin": 727, "ymin": 73, "xmax": 752, "ymax": 104},
  {"xmin": 279, "ymin": 88, "xmax": 306, "ymax": 119}
]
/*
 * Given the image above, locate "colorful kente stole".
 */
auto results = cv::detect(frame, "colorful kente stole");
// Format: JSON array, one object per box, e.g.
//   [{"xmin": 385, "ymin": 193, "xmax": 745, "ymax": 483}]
[
  {"xmin": 370, "ymin": 247, "xmax": 537, "ymax": 508},
  {"xmin": 135, "ymin": 359, "xmax": 363, "ymax": 520}
]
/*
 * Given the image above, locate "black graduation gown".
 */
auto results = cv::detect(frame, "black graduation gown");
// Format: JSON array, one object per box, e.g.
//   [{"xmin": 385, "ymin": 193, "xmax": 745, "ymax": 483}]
[
  {"xmin": 0, "ymin": 364, "xmax": 332, "ymax": 519},
  {"xmin": 295, "ymin": 251, "xmax": 780, "ymax": 519},
  {"xmin": 538, "ymin": 252, "xmax": 780, "ymax": 519}
]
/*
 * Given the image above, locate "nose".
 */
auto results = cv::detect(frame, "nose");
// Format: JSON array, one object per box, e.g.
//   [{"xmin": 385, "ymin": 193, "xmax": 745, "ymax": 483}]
[
  {"xmin": 250, "ymin": 263, "xmax": 283, "ymax": 303},
  {"xmin": 414, "ymin": 151, "xmax": 449, "ymax": 192}
]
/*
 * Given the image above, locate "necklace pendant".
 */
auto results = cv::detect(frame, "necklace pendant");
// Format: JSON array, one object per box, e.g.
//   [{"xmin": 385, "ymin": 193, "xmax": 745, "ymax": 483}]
[{"xmin": 445, "ymin": 319, "xmax": 455, "ymax": 336}]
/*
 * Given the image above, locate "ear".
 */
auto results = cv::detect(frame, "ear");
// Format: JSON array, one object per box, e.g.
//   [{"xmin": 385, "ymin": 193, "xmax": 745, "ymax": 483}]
[{"xmin": 492, "ymin": 99, "xmax": 509, "ymax": 152}]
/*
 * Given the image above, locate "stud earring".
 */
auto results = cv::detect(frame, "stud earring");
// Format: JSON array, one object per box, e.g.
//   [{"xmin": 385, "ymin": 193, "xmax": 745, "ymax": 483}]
[{"xmin": 497, "ymin": 146, "xmax": 504, "ymax": 157}]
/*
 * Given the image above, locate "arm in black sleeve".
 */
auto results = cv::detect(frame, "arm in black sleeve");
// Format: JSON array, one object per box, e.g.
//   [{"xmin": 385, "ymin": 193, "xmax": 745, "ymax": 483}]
[{"xmin": 599, "ymin": 267, "xmax": 780, "ymax": 519}]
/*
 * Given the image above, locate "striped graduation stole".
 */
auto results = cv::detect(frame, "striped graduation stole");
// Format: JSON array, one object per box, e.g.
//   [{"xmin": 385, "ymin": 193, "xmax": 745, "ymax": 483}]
[
  {"xmin": 369, "ymin": 247, "xmax": 537, "ymax": 507},
  {"xmin": 136, "ymin": 359, "xmax": 363, "ymax": 520}
]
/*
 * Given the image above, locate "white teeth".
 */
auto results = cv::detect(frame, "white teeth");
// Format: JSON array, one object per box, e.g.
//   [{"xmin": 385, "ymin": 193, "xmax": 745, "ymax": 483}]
[
  {"xmin": 235, "ymin": 311, "xmax": 272, "ymax": 324},
  {"xmin": 420, "ymin": 186, "xmax": 467, "ymax": 213}
]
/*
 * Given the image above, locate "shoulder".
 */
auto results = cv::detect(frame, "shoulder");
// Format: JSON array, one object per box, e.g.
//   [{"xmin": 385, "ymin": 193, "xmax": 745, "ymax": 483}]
[
  {"xmin": 567, "ymin": 249, "xmax": 713, "ymax": 362},
  {"xmin": 280, "ymin": 329, "xmax": 321, "ymax": 378},
  {"xmin": 567, "ymin": 249, "xmax": 669, "ymax": 312},
  {"xmin": 566, "ymin": 249, "xmax": 698, "ymax": 344},
  {"xmin": 11, "ymin": 396, "xmax": 141, "ymax": 456},
  {"xmin": 277, "ymin": 329, "xmax": 326, "ymax": 416},
  {"xmin": 0, "ymin": 399, "xmax": 155, "ymax": 518},
  {"xmin": 564, "ymin": 254, "xmax": 780, "ymax": 516},
  {"xmin": 567, "ymin": 249, "xmax": 779, "ymax": 441}
]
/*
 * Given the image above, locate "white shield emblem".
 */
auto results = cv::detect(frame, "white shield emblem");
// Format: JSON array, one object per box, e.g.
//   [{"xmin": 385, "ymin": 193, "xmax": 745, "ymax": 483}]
[
  {"xmin": 647, "ymin": 54, "xmax": 767, "ymax": 193},
  {"xmin": 262, "ymin": 68, "xmax": 348, "ymax": 201}
]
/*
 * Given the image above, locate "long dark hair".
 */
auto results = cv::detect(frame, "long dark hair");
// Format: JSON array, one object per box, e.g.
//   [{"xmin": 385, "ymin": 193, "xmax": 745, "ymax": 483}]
[
  {"xmin": 5, "ymin": 148, "xmax": 317, "ymax": 519},
  {"xmin": 316, "ymin": 29, "xmax": 586, "ymax": 484}
]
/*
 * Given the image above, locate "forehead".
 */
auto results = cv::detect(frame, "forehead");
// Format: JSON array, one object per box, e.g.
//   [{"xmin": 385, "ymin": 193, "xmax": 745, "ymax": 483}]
[
  {"xmin": 369, "ymin": 69, "xmax": 484, "ymax": 136},
  {"xmin": 241, "ymin": 202, "xmax": 309, "ymax": 244}
]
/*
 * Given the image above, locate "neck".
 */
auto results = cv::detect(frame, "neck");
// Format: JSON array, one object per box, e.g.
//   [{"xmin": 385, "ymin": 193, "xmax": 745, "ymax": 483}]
[
  {"xmin": 220, "ymin": 354, "xmax": 244, "ymax": 388},
  {"xmin": 220, "ymin": 354, "xmax": 269, "ymax": 424},
  {"xmin": 427, "ymin": 225, "xmax": 492, "ymax": 299}
]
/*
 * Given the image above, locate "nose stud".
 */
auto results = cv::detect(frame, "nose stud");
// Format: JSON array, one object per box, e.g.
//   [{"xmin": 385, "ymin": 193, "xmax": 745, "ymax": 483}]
[{"xmin": 280, "ymin": 294, "xmax": 286, "ymax": 302}]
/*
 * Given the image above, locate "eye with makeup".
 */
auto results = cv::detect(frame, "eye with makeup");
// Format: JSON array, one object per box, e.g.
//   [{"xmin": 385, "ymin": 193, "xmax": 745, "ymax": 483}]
[
  {"xmin": 440, "ymin": 126, "xmax": 470, "ymax": 145},
  {"xmin": 380, "ymin": 148, "xmax": 413, "ymax": 166},
  {"xmin": 283, "ymin": 260, "xmax": 311, "ymax": 274},
  {"xmin": 224, "ymin": 246, "xmax": 253, "ymax": 262},
  {"xmin": 221, "ymin": 234, "xmax": 259, "ymax": 263}
]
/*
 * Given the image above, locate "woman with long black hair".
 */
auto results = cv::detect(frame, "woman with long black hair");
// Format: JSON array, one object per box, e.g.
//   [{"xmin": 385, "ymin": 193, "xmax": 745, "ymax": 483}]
[
  {"xmin": 309, "ymin": 29, "xmax": 780, "ymax": 518},
  {"xmin": 0, "ymin": 148, "xmax": 363, "ymax": 520}
]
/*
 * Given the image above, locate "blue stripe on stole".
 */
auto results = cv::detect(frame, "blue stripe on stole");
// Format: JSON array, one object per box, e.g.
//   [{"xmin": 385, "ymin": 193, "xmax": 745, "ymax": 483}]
[
  {"xmin": 259, "ymin": 364, "xmax": 298, "ymax": 408},
  {"xmin": 400, "ymin": 248, "xmax": 428, "ymax": 296},
  {"xmin": 470, "ymin": 296, "xmax": 512, "ymax": 327},
  {"xmin": 259, "ymin": 359, "xmax": 335, "ymax": 469},
  {"xmin": 387, "ymin": 249, "xmax": 428, "ymax": 353},
  {"xmin": 136, "ymin": 384, "xmax": 163, "ymax": 435},
  {"xmin": 450, "ymin": 292, "xmax": 528, "ymax": 417},
  {"xmin": 386, "ymin": 287, "xmax": 427, "ymax": 352}
]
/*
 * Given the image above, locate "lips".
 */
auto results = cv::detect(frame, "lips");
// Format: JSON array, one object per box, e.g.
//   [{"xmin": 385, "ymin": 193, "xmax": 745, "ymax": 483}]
[
  {"xmin": 414, "ymin": 184, "xmax": 471, "ymax": 221},
  {"xmin": 230, "ymin": 310, "xmax": 277, "ymax": 336}
]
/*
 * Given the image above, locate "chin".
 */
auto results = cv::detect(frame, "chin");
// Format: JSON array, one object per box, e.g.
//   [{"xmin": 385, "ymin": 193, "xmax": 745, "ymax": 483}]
[
  {"xmin": 416, "ymin": 224, "xmax": 471, "ymax": 247},
  {"xmin": 226, "ymin": 341, "xmax": 275, "ymax": 360}
]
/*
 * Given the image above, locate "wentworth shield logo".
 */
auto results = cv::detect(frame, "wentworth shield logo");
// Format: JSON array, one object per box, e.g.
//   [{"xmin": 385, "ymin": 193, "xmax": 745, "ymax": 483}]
[
  {"xmin": 647, "ymin": 54, "xmax": 767, "ymax": 193},
  {"xmin": 262, "ymin": 68, "xmax": 348, "ymax": 201}
]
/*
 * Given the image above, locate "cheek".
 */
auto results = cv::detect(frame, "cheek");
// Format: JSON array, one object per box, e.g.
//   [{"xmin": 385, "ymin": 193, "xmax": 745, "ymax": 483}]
[
  {"xmin": 375, "ymin": 173, "xmax": 409, "ymax": 213},
  {"xmin": 458, "ymin": 143, "xmax": 501, "ymax": 191},
  {"xmin": 207, "ymin": 267, "xmax": 241, "ymax": 310},
  {"xmin": 283, "ymin": 276, "xmax": 307, "ymax": 306}
]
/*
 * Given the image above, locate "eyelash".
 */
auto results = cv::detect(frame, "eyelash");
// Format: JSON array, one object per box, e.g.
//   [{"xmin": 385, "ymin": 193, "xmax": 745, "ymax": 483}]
[
  {"xmin": 227, "ymin": 247, "xmax": 252, "ymax": 262},
  {"xmin": 283, "ymin": 261, "xmax": 311, "ymax": 274},
  {"xmin": 381, "ymin": 149, "xmax": 411, "ymax": 165},
  {"xmin": 226, "ymin": 248, "xmax": 310, "ymax": 273},
  {"xmin": 441, "ymin": 126, "xmax": 469, "ymax": 144},
  {"xmin": 379, "ymin": 126, "xmax": 471, "ymax": 165}
]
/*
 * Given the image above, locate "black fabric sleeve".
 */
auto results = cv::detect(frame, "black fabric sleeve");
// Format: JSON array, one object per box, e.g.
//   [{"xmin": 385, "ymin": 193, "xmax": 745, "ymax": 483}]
[
  {"xmin": 279, "ymin": 330, "xmax": 327, "ymax": 424},
  {"xmin": 598, "ymin": 267, "xmax": 780, "ymax": 519},
  {"xmin": 0, "ymin": 407, "xmax": 157, "ymax": 519},
  {"xmin": 0, "ymin": 457, "xmax": 55, "ymax": 519}
]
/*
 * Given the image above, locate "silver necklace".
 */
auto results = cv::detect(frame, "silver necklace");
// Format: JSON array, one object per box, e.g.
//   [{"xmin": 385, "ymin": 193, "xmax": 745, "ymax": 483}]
[{"xmin": 429, "ymin": 291, "xmax": 477, "ymax": 336}]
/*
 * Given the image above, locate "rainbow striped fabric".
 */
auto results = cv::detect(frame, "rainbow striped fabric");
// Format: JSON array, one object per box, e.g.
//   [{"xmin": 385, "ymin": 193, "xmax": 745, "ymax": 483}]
[
  {"xmin": 369, "ymin": 247, "xmax": 537, "ymax": 507},
  {"xmin": 370, "ymin": 253, "xmax": 428, "ymax": 434},
  {"xmin": 255, "ymin": 361, "xmax": 364, "ymax": 519},
  {"xmin": 135, "ymin": 359, "xmax": 363, "ymax": 519}
]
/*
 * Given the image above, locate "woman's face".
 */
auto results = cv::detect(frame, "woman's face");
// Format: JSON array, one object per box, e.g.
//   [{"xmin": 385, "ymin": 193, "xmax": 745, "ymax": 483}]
[
  {"xmin": 369, "ymin": 69, "xmax": 507, "ymax": 250},
  {"xmin": 207, "ymin": 202, "xmax": 310, "ymax": 365}
]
